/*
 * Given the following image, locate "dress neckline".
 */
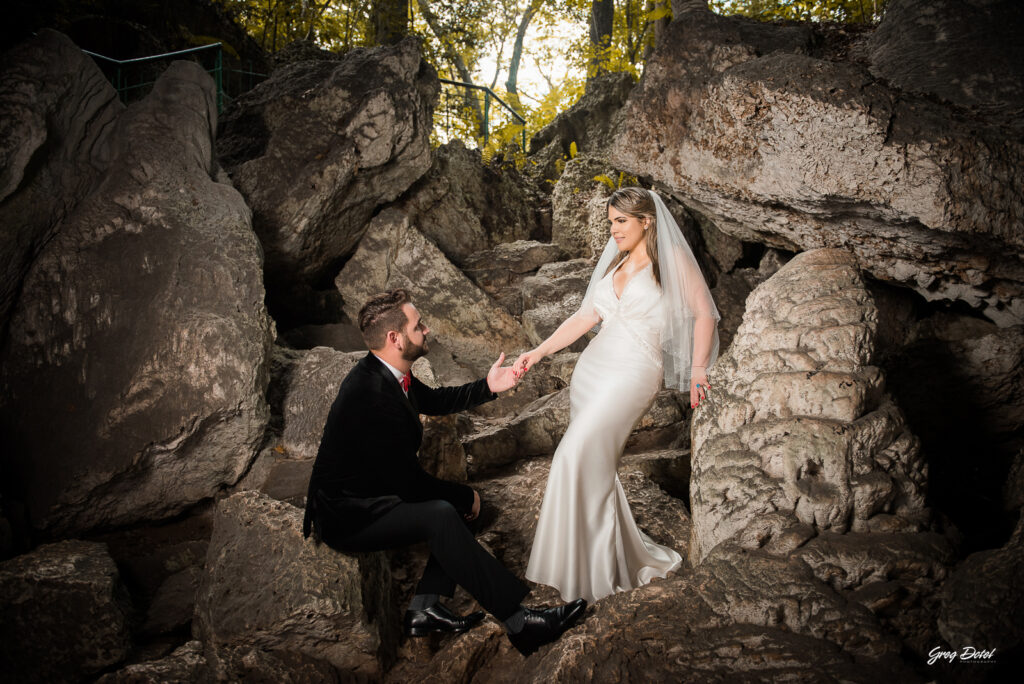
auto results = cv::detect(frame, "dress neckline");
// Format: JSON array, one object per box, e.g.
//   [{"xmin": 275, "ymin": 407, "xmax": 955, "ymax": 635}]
[{"xmin": 611, "ymin": 259, "xmax": 652, "ymax": 301}]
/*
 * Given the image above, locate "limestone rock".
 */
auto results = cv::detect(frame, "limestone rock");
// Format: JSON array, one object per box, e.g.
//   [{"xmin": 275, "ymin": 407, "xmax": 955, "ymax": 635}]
[
  {"xmin": 143, "ymin": 565, "xmax": 203, "ymax": 636},
  {"xmin": 195, "ymin": 491, "xmax": 397, "ymax": 679},
  {"xmin": 278, "ymin": 322, "xmax": 366, "ymax": 352},
  {"xmin": 938, "ymin": 517, "xmax": 1024, "ymax": 658},
  {"xmin": 883, "ymin": 312, "xmax": 1024, "ymax": 550},
  {"xmin": 521, "ymin": 259, "xmax": 595, "ymax": 352},
  {"xmin": 335, "ymin": 207, "xmax": 530, "ymax": 374},
  {"xmin": 463, "ymin": 388, "xmax": 686, "ymax": 477},
  {"xmin": 390, "ymin": 541, "xmax": 915, "ymax": 682},
  {"xmin": 0, "ymin": 540, "xmax": 132, "ymax": 683},
  {"xmin": 276, "ymin": 346, "xmax": 365, "ymax": 460},
  {"xmin": 401, "ymin": 140, "xmax": 546, "ymax": 267},
  {"xmin": 461, "ymin": 240, "xmax": 567, "ymax": 316},
  {"xmin": 550, "ymin": 155, "xmax": 620, "ymax": 258},
  {"xmin": 690, "ymin": 249, "xmax": 929, "ymax": 564},
  {"xmin": 868, "ymin": 0, "xmax": 1024, "ymax": 115},
  {"xmin": 217, "ymin": 37, "xmax": 437, "ymax": 305},
  {"xmin": 611, "ymin": 4, "xmax": 1024, "ymax": 325},
  {"xmin": 420, "ymin": 414, "xmax": 468, "ymax": 483},
  {"xmin": 0, "ymin": 57, "xmax": 272, "ymax": 536},
  {"xmin": 0, "ymin": 29, "xmax": 123, "ymax": 330},
  {"xmin": 95, "ymin": 640, "xmax": 207, "ymax": 684},
  {"xmin": 528, "ymin": 72, "xmax": 635, "ymax": 187}
]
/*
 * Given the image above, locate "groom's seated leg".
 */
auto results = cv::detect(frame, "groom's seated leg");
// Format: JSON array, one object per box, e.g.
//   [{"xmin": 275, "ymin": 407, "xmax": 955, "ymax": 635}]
[{"xmin": 332, "ymin": 499, "xmax": 529, "ymax": 621}]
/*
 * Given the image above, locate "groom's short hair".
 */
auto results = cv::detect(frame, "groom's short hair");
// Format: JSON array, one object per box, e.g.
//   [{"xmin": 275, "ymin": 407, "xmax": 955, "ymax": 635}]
[{"xmin": 359, "ymin": 289, "xmax": 412, "ymax": 349}]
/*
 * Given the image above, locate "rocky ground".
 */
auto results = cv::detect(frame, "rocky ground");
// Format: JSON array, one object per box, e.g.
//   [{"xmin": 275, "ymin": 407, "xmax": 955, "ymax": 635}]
[{"xmin": 1, "ymin": 1, "xmax": 1022, "ymax": 682}]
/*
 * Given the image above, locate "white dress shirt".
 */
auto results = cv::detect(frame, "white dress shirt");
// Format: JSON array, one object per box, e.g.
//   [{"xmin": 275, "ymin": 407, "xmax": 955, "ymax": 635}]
[{"xmin": 373, "ymin": 353, "xmax": 409, "ymax": 396}]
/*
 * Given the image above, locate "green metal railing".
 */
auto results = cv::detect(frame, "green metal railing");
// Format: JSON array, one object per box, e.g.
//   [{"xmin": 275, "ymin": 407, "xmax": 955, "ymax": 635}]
[
  {"xmin": 438, "ymin": 78, "xmax": 527, "ymax": 151},
  {"xmin": 82, "ymin": 46, "xmax": 520, "ymax": 150},
  {"xmin": 83, "ymin": 43, "xmax": 267, "ymax": 113}
]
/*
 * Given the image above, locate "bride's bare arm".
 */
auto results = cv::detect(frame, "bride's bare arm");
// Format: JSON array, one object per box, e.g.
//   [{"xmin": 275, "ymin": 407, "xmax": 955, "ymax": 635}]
[{"xmin": 514, "ymin": 310, "xmax": 601, "ymax": 374}]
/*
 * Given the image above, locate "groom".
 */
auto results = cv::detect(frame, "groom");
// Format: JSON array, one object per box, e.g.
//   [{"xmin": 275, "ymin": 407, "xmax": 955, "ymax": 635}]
[{"xmin": 302, "ymin": 288, "xmax": 586, "ymax": 656}]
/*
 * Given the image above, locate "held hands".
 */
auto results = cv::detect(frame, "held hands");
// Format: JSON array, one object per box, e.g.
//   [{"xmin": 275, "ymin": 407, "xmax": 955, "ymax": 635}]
[
  {"xmin": 486, "ymin": 352, "xmax": 521, "ymax": 393},
  {"xmin": 512, "ymin": 349, "xmax": 544, "ymax": 379}
]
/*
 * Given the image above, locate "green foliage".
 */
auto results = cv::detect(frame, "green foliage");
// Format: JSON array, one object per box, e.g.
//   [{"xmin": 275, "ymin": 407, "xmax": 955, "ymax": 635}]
[
  {"xmin": 215, "ymin": 1, "xmax": 663, "ymax": 156},
  {"xmin": 593, "ymin": 171, "xmax": 639, "ymax": 190},
  {"xmin": 215, "ymin": 0, "xmax": 373, "ymax": 53},
  {"xmin": 708, "ymin": 0, "xmax": 889, "ymax": 23}
]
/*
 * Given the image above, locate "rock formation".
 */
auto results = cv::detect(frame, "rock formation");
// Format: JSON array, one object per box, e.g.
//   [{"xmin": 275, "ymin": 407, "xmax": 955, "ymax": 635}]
[
  {"xmin": 691, "ymin": 249, "xmax": 932, "ymax": 561},
  {"xmin": 335, "ymin": 207, "xmax": 532, "ymax": 373},
  {"xmin": 217, "ymin": 37, "xmax": 438, "ymax": 319},
  {"xmin": 612, "ymin": 0, "xmax": 1024, "ymax": 326},
  {"xmin": 400, "ymin": 140, "xmax": 548, "ymax": 267},
  {"xmin": 0, "ymin": 540, "xmax": 132, "ymax": 683},
  {"xmin": 0, "ymin": 33, "xmax": 273, "ymax": 537},
  {"xmin": 0, "ymin": 29, "xmax": 123, "ymax": 332},
  {"xmin": 195, "ymin": 491, "xmax": 396, "ymax": 680}
]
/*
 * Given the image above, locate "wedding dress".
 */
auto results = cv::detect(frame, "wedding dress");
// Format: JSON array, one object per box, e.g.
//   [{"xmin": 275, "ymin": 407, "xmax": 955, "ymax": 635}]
[{"xmin": 524, "ymin": 258, "xmax": 683, "ymax": 603}]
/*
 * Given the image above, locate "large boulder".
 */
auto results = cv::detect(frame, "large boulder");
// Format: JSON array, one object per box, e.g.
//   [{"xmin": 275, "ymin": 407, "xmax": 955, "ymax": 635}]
[
  {"xmin": 96, "ymin": 641, "xmax": 207, "ymax": 684},
  {"xmin": 400, "ymin": 140, "xmax": 547, "ymax": 267},
  {"xmin": 0, "ymin": 540, "xmax": 132, "ymax": 684},
  {"xmin": 520, "ymin": 258, "xmax": 594, "ymax": 352},
  {"xmin": 0, "ymin": 53, "xmax": 272, "ymax": 535},
  {"xmin": 691, "ymin": 249, "xmax": 932, "ymax": 564},
  {"xmin": 867, "ymin": 0, "xmax": 1024, "ymax": 114},
  {"xmin": 461, "ymin": 240, "xmax": 567, "ymax": 316},
  {"xmin": 527, "ymin": 72, "xmax": 636, "ymax": 187},
  {"xmin": 938, "ymin": 517, "xmax": 1024, "ymax": 663},
  {"xmin": 611, "ymin": 2, "xmax": 1024, "ymax": 326},
  {"xmin": 462, "ymin": 387, "xmax": 687, "ymax": 477},
  {"xmin": 549, "ymin": 155, "xmax": 620, "ymax": 259},
  {"xmin": 272, "ymin": 346, "xmax": 365, "ymax": 460},
  {"xmin": 195, "ymin": 491, "xmax": 397, "ymax": 680},
  {"xmin": 217, "ymin": 37, "xmax": 438, "ymax": 315},
  {"xmin": 0, "ymin": 29, "xmax": 123, "ymax": 332},
  {"xmin": 335, "ymin": 207, "xmax": 531, "ymax": 374}
]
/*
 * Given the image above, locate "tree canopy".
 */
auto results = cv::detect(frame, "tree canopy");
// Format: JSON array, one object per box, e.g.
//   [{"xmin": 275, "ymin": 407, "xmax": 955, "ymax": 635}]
[{"xmin": 214, "ymin": 0, "xmax": 887, "ymax": 157}]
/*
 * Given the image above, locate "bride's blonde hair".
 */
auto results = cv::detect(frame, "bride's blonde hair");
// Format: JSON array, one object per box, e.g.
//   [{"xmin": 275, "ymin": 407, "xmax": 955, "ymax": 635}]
[{"xmin": 604, "ymin": 187, "xmax": 661, "ymax": 286}]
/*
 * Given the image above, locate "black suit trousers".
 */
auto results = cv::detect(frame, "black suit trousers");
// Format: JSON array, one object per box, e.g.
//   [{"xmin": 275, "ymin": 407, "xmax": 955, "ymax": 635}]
[{"xmin": 325, "ymin": 499, "xmax": 530, "ymax": 621}]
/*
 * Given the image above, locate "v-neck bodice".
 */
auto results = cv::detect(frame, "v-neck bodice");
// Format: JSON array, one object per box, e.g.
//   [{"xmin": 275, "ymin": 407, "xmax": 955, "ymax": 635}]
[{"xmin": 592, "ymin": 260, "xmax": 665, "ymax": 366}]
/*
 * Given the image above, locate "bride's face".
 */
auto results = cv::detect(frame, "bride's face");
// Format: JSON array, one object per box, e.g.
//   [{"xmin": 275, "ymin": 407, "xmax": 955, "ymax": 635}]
[{"xmin": 608, "ymin": 205, "xmax": 648, "ymax": 253}]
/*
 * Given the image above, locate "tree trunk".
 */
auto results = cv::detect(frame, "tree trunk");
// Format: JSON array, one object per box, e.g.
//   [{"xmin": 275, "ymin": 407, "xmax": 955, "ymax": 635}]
[
  {"xmin": 415, "ymin": 0, "xmax": 486, "ymax": 137},
  {"xmin": 589, "ymin": 0, "xmax": 614, "ymax": 81},
  {"xmin": 505, "ymin": 0, "xmax": 543, "ymax": 111},
  {"xmin": 370, "ymin": 0, "xmax": 409, "ymax": 45}
]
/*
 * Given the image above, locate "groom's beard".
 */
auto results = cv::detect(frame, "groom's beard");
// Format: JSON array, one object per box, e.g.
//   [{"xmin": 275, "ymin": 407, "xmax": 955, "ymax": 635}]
[{"xmin": 401, "ymin": 334, "xmax": 428, "ymax": 361}]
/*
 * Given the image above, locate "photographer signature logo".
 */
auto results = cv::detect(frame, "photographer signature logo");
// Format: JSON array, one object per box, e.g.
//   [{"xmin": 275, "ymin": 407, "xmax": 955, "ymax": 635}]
[{"xmin": 928, "ymin": 646, "xmax": 997, "ymax": 665}]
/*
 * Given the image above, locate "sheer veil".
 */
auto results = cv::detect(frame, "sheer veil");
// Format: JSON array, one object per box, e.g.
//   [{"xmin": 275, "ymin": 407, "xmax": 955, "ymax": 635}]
[{"xmin": 578, "ymin": 189, "xmax": 721, "ymax": 391}]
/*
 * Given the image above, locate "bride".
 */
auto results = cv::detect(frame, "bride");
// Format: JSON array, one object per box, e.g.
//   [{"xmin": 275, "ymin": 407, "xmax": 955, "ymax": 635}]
[{"xmin": 513, "ymin": 187, "xmax": 720, "ymax": 603}]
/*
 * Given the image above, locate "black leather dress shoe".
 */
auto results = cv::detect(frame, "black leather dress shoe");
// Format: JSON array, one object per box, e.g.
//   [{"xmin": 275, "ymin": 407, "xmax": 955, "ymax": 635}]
[
  {"xmin": 404, "ymin": 602, "xmax": 486, "ymax": 637},
  {"xmin": 507, "ymin": 598, "xmax": 588, "ymax": 656}
]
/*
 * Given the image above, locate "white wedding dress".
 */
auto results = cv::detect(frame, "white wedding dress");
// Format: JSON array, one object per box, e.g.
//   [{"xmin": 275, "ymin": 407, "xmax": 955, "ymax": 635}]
[{"xmin": 525, "ymin": 259, "xmax": 683, "ymax": 603}]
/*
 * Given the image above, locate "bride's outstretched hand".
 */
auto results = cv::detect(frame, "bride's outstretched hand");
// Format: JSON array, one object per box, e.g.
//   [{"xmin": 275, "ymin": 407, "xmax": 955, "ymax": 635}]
[{"xmin": 513, "ymin": 349, "xmax": 544, "ymax": 379}]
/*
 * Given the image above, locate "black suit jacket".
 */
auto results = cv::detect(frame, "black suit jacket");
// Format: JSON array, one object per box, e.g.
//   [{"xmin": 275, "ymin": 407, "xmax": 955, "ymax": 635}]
[{"xmin": 302, "ymin": 352, "xmax": 496, "ymax": 545}]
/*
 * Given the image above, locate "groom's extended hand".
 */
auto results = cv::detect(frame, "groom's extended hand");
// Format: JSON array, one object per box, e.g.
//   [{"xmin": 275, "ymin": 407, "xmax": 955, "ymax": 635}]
[{"xmin": 486, "ymin": 353, "xmax": 520, "ymax": 393}]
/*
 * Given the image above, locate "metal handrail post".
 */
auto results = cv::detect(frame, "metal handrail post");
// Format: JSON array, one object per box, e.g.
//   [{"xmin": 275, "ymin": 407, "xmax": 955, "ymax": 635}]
[
  {"xmin": 215, "ymin": 46, "xmax": 224, "ymax": 113},
  {"xmin": 437, "ymin": 77, "xmax": 527, "ymax": 151},
  {"xmin": 482, "ymin": 90, "xmax": 490, "ymax": 145}
]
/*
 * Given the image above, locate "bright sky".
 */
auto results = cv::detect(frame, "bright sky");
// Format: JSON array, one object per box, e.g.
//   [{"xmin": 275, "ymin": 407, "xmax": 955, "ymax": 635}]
[{"xmin": 474, "ymin": 12, "xmax": 587, "ymax": 108}]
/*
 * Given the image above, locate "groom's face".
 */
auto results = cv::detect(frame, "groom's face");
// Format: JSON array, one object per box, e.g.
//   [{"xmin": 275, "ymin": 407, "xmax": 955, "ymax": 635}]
[{"xmin": 399, "ymin": 302, "xmax": 430, "ymax": 361}]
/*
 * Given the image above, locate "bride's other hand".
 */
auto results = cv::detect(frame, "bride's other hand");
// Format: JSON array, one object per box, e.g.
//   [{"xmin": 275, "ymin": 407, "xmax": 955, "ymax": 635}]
[
  {"xmin": 690, "ymin": 368, "xmax": 709, "ymax": 408},
  {"xmin": 513, "ymin": 349, "xmax": 544, "ymax": 378}
]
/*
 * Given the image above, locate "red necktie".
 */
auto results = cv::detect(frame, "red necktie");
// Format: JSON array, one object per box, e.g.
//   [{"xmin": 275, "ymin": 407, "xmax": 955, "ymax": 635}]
[{"xmin": 400, "ymin": 372, "xmax": 411, "ymax": 392}]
